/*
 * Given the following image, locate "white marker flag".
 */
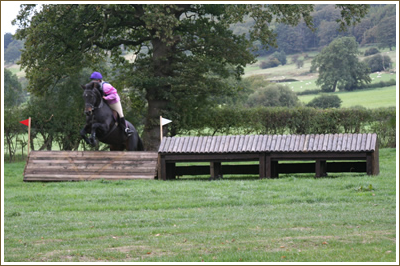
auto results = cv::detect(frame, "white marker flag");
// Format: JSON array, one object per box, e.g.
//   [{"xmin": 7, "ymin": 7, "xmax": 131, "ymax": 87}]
[{"xmin": 161, "ymin": 117, "xmax": 172, "ymax": 126}]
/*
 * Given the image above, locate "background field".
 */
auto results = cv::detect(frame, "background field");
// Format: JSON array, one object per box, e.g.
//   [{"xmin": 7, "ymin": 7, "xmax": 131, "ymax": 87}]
[{"xmin": 244, "ymin": 48, "xmax": 397, "ymax": 109}]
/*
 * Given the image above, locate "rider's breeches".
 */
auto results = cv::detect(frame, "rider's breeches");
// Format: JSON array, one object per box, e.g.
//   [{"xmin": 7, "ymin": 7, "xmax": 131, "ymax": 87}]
[{"xmin": 109, "ymin": 101, "xmax": 125, "ymax": 118}]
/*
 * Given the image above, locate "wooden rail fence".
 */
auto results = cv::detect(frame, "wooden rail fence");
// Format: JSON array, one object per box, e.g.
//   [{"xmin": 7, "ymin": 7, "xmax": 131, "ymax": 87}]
[{"xmin": 23, "ymin": 151, "xmax": 158, "ymax": 181}]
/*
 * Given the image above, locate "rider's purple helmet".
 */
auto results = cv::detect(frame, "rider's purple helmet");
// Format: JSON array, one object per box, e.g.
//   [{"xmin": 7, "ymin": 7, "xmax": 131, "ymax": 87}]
[{"xmin": 90, "ymin": 71, "xmax": 103, "ymax": 80}]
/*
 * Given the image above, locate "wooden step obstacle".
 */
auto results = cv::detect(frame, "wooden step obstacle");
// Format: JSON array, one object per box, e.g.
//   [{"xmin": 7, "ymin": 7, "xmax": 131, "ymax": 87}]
[
  {"xmin": 23, "ymin": 151, "xmax": 158, "ymax": 181},
  {"xmin": 158, "ymin": 133, "xmax": 379, "ymax": 180}
]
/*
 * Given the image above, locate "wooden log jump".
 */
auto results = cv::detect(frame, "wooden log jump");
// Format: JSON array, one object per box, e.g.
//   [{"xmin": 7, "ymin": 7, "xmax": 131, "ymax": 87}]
[
  {"xmin": 23, "ymin": 151, "xmax": 158, "ymax": 181},
  {"xmin": 158, "ymin": 133, "xmax": 379, "ymax": 180}
]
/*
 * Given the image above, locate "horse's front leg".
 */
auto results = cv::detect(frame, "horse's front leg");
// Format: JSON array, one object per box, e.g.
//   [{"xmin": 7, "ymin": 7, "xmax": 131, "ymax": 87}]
[
  {"xmin": 89, "ymin": 122, "xmax": 108, "ymax": 145},
  {"xmin": 80, "ymin": 125, "xmax": 92, "ymax": 145}
]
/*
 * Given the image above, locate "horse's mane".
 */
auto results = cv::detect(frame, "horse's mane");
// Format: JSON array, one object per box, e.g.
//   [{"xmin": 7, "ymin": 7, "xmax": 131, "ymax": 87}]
[{"xmin": 87, "ymin": 81, "xmax": 112, "ymax": 108}]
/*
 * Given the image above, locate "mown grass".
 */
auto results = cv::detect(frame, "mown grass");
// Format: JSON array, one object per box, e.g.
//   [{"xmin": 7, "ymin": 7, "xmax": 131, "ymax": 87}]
[
  {"xmin": 299, "ymin": 85, "xmax": 397, "ymax": 108},
  {"xmin": 3, "ymin": 148, "xmax": 397, "ymax": 262}
]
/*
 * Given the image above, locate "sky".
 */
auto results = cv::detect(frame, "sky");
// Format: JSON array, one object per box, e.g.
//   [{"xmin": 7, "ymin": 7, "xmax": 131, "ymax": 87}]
[{"xmin": 1, "ymin": 1, "xmax": 24, "ymax": 35}]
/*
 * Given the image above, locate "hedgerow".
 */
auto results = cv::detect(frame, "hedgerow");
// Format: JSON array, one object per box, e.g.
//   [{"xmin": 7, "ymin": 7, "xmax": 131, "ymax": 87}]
[{"xmin": 180, "ymin": 106, "xmax": 395, "ymax": 148}]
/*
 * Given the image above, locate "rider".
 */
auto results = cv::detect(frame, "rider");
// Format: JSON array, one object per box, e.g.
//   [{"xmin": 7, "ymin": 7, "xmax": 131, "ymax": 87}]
[{"xmin": 90, "ymin": 71, "xmax": 133, "ymax": 137}]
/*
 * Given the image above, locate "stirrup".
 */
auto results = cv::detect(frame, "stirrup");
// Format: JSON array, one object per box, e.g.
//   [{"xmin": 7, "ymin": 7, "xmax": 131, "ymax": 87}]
[{"xmin": 125, "ymin": 128, "xmax": 133, "ymax": 137}]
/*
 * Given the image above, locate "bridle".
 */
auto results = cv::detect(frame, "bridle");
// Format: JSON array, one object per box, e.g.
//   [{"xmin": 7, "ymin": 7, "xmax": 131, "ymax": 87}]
[{"xmin": 84, "ymin": 88, "xmax": 104, "ymax": 116}]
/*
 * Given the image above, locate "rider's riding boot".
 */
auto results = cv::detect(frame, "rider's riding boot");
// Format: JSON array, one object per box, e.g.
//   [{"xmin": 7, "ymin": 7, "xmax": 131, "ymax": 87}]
[{"xmin": 120, "ymin": 117, "xmax": 133, "ymax": 137}]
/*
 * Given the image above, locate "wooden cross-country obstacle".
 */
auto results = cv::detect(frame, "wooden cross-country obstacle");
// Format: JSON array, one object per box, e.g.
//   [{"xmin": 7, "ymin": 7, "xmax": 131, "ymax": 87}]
[
  {"xmin": 158, "ymin": 133, "xmax": 379, "ymax": 180},
  {"xmin": 23, "ymin": 151, "xmax": 158, "ymax": 181}
]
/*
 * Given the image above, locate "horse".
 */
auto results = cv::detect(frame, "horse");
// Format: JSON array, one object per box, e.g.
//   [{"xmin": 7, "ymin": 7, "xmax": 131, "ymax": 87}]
[{"xmin": 80, "ymin": 81, "xmax": 144, "ymax": 151}]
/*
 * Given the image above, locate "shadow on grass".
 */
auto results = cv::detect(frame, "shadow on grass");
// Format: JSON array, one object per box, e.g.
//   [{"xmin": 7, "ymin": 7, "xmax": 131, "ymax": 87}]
[{"xmin": 163, "ymin": 172, "xmax": 367, "ymax": 182}]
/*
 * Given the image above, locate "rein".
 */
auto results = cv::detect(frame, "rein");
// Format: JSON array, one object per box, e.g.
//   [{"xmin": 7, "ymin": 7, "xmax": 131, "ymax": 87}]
[{"xmin": 85, "ymin": 89, "xmax": 104, "ymax": 111}]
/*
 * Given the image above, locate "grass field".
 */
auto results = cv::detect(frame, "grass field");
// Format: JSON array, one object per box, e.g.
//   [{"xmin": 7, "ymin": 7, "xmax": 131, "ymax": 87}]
[
  {"xmin": 244, "ymin": 48, "xmax": 397, "ymax": 109},
  {"xmin": 3, "ymin": 148, "xmax": 397, "ymax": 262},
  {"xmin": 299, "ymin": 86, "xmax": 397, "ymax": 108}
]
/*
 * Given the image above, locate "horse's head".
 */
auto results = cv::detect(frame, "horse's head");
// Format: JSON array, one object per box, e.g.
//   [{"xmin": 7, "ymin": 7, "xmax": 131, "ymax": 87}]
[{"xmin": 81, "ymin": 81, "xmax": 102, "ymax": 116}]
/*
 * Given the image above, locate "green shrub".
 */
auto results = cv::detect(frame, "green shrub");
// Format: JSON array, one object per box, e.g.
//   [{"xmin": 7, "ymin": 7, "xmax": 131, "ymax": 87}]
[
  {"xmin": 260, "ymin": 58, "xmax": 281, "ymax": 69},
  {"xmin": 246, "ymin": 84, "xmax": 300, "ymax": 108},
  {"xmin": 271, "ymin": 51, "xmax": 287, "ymax": 65},
  {"xmin": 306, "ymin": 94, "xmax": 342, "ymax": 109},
  {"xmin": 364, "ymin": 47, "xmax": 380, "ymax": 56},
  {"xmin": 363, "ymin": 54, "xmax": 392, "ymax": 73}
]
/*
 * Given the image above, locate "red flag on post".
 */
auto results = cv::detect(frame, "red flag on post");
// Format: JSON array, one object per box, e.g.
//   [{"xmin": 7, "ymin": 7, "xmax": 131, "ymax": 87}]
[
  {"xmin": 20, "ymin": 118, "xmax": 30, "ymax": 126},
  {"xmin": 19, "ymin": 117, "xmax": 31, "ymax": 157}
]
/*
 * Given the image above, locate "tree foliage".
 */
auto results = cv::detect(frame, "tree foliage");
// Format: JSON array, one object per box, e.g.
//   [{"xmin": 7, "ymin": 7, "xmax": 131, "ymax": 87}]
[
  {"xmin": 363, "ymin": 53, "xmax": 392, "ymax": 73},
  {"xmin": 4, "ymin": 69, "xmax": 25, "ymax": 108},
  {"xmin": 246, "ymin": 84, "xmax": 300, "ymax": 108},
  {"xmin": 13, "ymin": 4, "xmax": 370, "ymax": 150},
  {"xmin": 311, "ymin": 37, "xmax": 371, "ymax": 92},
  {"xmin": 306, "ymin": 94, "xmax": 342, "ymax": 109}
]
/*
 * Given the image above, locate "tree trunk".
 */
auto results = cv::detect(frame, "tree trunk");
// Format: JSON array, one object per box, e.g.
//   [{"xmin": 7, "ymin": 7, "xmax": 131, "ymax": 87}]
[
  {"xmin": 142, "ymin": 96, "xmax": 168, "ymax": 151},
  {"xmin": 142, "ymin": 37, "xmax": 175, "ymax": 151},
  {"xmin": 332, "ymin": 80, "xmax": 338, "ymax": 92}
]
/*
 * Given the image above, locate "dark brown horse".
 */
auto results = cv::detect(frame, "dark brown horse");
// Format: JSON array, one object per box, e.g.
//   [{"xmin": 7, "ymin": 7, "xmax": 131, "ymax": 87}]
[{"xmin": 80, "ymin": 81, "xmax": 144, "ymax": 151}]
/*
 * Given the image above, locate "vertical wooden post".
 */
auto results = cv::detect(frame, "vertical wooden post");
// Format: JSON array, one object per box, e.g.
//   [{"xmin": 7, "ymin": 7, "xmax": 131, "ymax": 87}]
[
  {"xmin": 160, "ymin": 116, "xmax": 163, "ymax": 142},
  {"xmin": 210, "ymin": 162, "xmax": 221, "ymax": 179},
  {"xmin": 315, "ymin": 159, "xmax": 327, "ymax": 178},
  {"xmin": 160, "ymin": 155, "xmax": 167, "ymax": 180},
  {"xmin": 271, "ymin": 161, "xmax": 279, "ymax": 178},
  {"xmin": 259, "ymin": 153, "xmax": 266, "ymax": 179},
  {"xmin": 27, "ymin": 117, "xmax": 31, "ymax": 156},
  {"xmin": 265, "ymin": 155, "xmax": 272, "ymax": 178},
  {"xmin": 166, "ymin": 163, "xmax": 176, "ymax": 180}
]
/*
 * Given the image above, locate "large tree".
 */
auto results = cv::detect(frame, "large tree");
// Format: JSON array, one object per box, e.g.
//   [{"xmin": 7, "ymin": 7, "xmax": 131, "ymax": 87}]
[
  {"xmin": 4, "ymin": 69, "xmax": 25, "ymax": 108},
  {"xmin": 311, "ymin": 37, "xmax": 371, "ymax": 92},
  {"xmin": 13, "ymin": 4, "xmax": 369, "ymax": 150}
]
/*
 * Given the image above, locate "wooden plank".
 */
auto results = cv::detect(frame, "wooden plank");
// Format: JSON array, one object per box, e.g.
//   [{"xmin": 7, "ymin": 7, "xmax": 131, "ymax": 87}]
[
  {"xmin": 244, "ymin": 135, "xmax": 252, "ymax": 152},
  {"xmin": 250, "ymin": 135, "xmax": 258, "ymax": 152},
  {"xmin": 189, "ymin": 137, "xmax": 198, "ymax": 153},
  {"xmin": 366, "ymin": 133, "xmax": 372, "ymax": 151},
  {"xmin": 307, "ymin": 134, "xmax": 314, "ymax": 151},
  {"xmin": 370, "ymin": 133, "xmax": 377, "ymax": 151},
  {"xmin": 185, "ymin": 137, "xmax": 194, "ymax": 154},
  {"xmin": 204, "ymin": 136, "xmax": 212, "ymax": 153},
  {"xmin": 355, "ymin": 134, "xmax": 362, "ymax": 151},
  {"xmin": 322, "ymin": 134, "xmax": 329, "ymax": 151},
  {"xmin": 360, "ymin": 133, "xmax": 367, "ymax": 151},
  {"xmin": 276, "ymin": 135, "xmax": 283, "ymax": 151},
  {"xmin": 181, "ymin": 137, "xmax": 189, "ymax": 153},
  {"xmin": 176, "ymin": 137, "xmax": 184, "ymax": 153},
  {"xmin": 194, "ymin": 137, "xmax": 202, "ymax": 153},
  {"xmin": 265, "ymin": 135, "xmax": 272, "ymax": 151},
  {"xmin": 241, "ymin": 135, "xmax": 249, "ymax": 152},
  {"xmin": 24, "ymin": 174, "xmax": 155, "ymax": 181},
  {"xmin": 346, "ymin": 134, "xmax": 353, "ymax": 151},
  {"xmin": 228, "ymin": 135, "xmax": 236, "ymax": 152},
  {"xmin": 28, "ymin": 151, "xmax": 157, "ymax": 159},
  {"xmin": 350, "ymin": 134, "xmax": 357, "ymax": 151},
  {"xmin": 223, "ymin": 136, "xmax": 232, "ymax": 152},
  {"xmin": 270, "ymin": 135, "xmax": 277, "ymax": 151},
  {"xmin": 298, "ymin": 135, "xmax": 305, "ymax": 152},
  {"xmin": 280, "ymin": 135, "xmax": 287, "ymax": 151},
  {"xmin": 289, "ymin": 135, "xmax": 296, "ymax": 151},
  {"xmin": 232, "ymin": 135, "xmax": 240, "ymax": 152},
  {"xmin": 315, "ymin": 134, "xmax": 322, "ymax": 151},
  {"xmin": 341, "ymin": 134, "xmax": 348, "ymax": 151}
]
